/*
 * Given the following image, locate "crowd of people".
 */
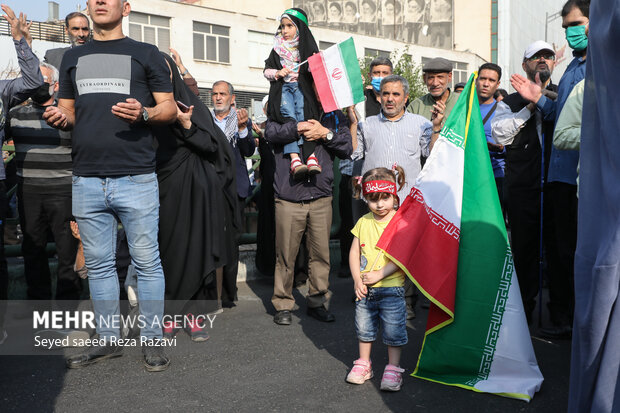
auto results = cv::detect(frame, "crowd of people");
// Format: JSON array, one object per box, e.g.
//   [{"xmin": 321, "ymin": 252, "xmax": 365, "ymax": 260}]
[{"xmin": 0, "ymin": 0, "xmax": 615, "ymax": 407}]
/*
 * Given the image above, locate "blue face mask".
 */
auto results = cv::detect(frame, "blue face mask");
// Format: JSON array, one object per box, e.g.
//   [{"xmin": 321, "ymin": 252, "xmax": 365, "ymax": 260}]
[
  {"xmin": 566, "ymin": 24, "xmax": 588, "ymax": 51},
  {"xmin": 371, "ymin": 76, "xmax": 384, "ymax": 92}
]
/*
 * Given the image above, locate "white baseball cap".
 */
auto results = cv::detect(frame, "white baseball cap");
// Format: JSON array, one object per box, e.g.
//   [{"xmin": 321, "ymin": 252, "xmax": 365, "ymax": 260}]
[{"xmin": 523, "ymin": 40, "xmax": 555, "ymax": 59}]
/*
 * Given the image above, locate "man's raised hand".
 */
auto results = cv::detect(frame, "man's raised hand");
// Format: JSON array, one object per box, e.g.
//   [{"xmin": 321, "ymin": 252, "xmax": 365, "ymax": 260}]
[
  {"xmin": 236, "ymin": 108, "xmax": 249, "ymax": 131},
  {"xmin": 510, "ymin": 73, "xmax": 543, "ymax": 104}
]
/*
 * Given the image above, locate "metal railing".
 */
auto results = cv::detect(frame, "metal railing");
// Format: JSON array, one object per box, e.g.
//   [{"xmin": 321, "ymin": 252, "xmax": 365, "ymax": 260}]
[{"xmin": 0, "ymin": 19, "xmax": 69, "ymax": 43}]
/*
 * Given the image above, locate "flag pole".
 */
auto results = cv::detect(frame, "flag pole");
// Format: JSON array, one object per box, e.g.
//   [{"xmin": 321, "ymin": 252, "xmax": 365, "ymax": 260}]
[{"xmin": 292, "ymin": 59, "xmax": 308, "ymax": 70}]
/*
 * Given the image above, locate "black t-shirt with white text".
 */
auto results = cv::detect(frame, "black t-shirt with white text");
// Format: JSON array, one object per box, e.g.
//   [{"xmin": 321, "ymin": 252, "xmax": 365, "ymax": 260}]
[{"xmin": 58, "ymin": 37, "xmax": 172, "ymax": 176}]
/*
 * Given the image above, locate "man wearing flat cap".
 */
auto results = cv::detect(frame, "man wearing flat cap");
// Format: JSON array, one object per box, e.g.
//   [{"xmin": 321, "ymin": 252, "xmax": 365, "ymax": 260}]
[
  {"xmin": 406, "ymin": 57, "xmax": 458, "ymax": 130},
  {"xmin": 491, "ymin": 40, "xmax": 558, "ymax": 326}
]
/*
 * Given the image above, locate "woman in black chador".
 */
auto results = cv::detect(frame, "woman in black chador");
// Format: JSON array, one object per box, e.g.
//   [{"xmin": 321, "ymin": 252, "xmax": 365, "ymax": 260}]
[{"xmin": 155, "ymin": 54, "xmax": 239, "ymax": 341}]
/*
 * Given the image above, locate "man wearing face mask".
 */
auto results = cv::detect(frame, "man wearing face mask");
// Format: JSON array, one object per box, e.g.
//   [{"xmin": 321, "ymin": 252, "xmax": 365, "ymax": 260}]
[
  {"xmin": 491, "ymin": 41, "xmax": 558, "ymax": 325},
  {"xmin": 509, "ymin": 0, "xmax": 589, "ymax": 339},
  {"xmin": 44, "ymin": 12, "xmax": 90, "ymax": 70},
  {"xmin": 5, "ymin": 62, "xmax": 80, "ymax": 301}
]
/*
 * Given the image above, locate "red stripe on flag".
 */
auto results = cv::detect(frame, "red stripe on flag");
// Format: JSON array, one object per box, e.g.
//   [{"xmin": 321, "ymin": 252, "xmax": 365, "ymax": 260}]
[
  {"xmin": 308, "ymin": 52, "xmax": 339, "ymax": 113},
  {"xmin": 377, "ymin": 188, "xmax": 458, "ymax": 331}
]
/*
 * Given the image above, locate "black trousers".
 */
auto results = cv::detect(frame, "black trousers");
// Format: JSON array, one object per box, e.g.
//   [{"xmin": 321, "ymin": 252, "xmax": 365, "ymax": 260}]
[
  {"xmin": 544, "ymin": 182, "xmax": 577, "ymax": 326},
  {"xmin": 506, "ymin": 185, "xmax": 540, "ymax": 319},
  {"xmin": 338, "ymin": 174, "xmax": 354, "ymax": 271},
  {"xmin": 17, "ymin": 186, "xmax": 80, "ymax": 300},
  {"xmin": 0, "ymin": 181, "xmax": 8, "ymax": 328}
]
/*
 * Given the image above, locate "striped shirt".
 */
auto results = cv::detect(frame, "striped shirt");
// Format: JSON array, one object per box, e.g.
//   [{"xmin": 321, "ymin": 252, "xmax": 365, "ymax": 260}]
[
  {"xmin": 7, "ymin": 103, "xmax": 72, "ymax": 193},
  {"xmin": 352, "ymin": 111, "xmax": 432, "ymax": 200}
]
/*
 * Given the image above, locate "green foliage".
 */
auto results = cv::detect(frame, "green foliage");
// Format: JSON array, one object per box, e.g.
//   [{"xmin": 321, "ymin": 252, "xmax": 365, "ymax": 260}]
[{"xmin": 359, "ymin": 47, "xmax": 427, "ymax": 100}]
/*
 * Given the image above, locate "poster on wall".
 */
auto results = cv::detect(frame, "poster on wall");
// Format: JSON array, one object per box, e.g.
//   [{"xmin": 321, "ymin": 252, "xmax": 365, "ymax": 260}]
[{"xmin": 292, "ymin": 0, "xmax": 453, "ymax": 49}]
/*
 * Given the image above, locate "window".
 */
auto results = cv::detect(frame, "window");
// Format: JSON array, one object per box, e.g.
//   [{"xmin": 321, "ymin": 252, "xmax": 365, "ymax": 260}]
[
  {"xmin": 128, "ymin": 12, "xmax": 170, "ymax": 52},
  {"xmin": 247, "ymin": 31, "xmax": 273, "ymax": 68},
  {"xmin": 319, "ymin": 41, "xmax": 335, "ymax": 51},
  {"xmin": 365, "ymin": 48, "xmax": 390, "ymax": 59},
  {"xmin": 193, "ymin": 21, "xmax": 230, "ymax": 63},
  {"xmin": 421, "ymin": 57, "xmax": 468, "ymax": 89}
]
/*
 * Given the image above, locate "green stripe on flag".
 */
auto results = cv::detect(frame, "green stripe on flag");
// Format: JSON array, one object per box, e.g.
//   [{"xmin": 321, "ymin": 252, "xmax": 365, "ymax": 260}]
[
  {"xmin": 338, "ymin": 37, "xmax": 365, "ymax": 105},
  {"xmin": 414, "ymin": 73, "xmax": 514, "ymax": 389}
]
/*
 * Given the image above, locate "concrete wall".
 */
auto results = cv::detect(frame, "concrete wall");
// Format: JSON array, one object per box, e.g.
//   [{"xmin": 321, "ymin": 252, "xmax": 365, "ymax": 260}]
[{"xmin": 453, "ymin": 0, "xmax": 492, "ymax": 61}]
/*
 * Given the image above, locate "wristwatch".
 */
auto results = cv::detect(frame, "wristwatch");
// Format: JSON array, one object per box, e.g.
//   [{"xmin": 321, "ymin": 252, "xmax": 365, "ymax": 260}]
[
  {"xmin": 325, "ymin": 131, "xmax": 334, "ymax": 141},
  {"xmin": 141, "ymin": 107, "xmax": 149, "ymax": 123}
]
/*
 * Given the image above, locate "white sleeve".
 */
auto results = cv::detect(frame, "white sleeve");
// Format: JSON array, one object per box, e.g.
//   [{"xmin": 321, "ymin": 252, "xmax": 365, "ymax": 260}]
[{"xmin": 491, "ymin": 101, "xmax": 533, "ymax": 146}]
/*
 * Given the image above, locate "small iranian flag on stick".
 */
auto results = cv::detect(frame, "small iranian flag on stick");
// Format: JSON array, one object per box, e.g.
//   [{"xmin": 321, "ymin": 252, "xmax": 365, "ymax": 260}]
[
  {"xmin": 376, "ymin": 73, "xmax": 544, "ymax": 401},
  {"xmin": 307, "ymin": 37, "xmax": 364, "ymax": 113}
]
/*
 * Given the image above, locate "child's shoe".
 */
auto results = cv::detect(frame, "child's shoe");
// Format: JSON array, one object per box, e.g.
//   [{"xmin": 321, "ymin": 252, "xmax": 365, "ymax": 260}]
[
  {"xmin": 290, "ymin": 157, "xmax": 308, "ymax": 179},
  {"xmin": 162, "ymin": 319, "xmax": 179, "ymax": 340},
  {"xmin": 346, "ymin": 358, "xmax": 373, "ymax": 384},
  {"xmin": 306, "ymin": 155, "xmax": 322, "ymax": 175},
  {"xmin": 184, "ymin": 313, "xmax": 210, "ymax": 342},
  {"xmin": 380, "ymin": 364, "xmax": 405, "ymax": 391}
]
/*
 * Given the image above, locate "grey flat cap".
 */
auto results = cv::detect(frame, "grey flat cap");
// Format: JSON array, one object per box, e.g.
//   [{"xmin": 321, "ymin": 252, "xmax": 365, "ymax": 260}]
[{"xmin": 423, "ymin": 57, "xmax": 453, "ymax": 73}]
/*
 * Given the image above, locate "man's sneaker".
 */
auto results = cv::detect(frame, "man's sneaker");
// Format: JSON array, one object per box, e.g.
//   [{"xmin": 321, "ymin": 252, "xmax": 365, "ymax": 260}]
[
  {"xmin": 290, "ymin": 157, "xmax": 308, "ymax": 179},
  {"xmin": 346, "ymin": 358, "xmax": 373, "ymax": 384},
  {"xmin": 66, "ymin": 337, "xmax": 123, "ymax": 369},
  {"xmin": 380, "ymin": 364, "xmax": 405, "ymax": 391},
  {"xmin": 184, "ymin": 314, "xmax": 209, "ymax": 342},
  {"xmin": 306, "ymin": 155, "xmax": 322, "ymax": 175},
  {"xmin": 35, "ymin": 329, "xmax": 90, "ymax": 349},
  {"xmin": 142, "ymin": 341, "xmax": 170, "ymax": 372}
]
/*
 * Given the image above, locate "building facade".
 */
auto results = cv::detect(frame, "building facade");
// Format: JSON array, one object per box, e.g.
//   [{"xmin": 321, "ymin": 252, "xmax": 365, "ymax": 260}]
[{"xmin": 124, "ymin": 0, "xmax": 490, "ymax": 109}]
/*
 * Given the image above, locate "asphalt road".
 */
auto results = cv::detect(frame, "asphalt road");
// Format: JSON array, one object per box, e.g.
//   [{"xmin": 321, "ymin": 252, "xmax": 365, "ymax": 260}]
[{"xmin": 0, "ymin": 274, "xmax": 571, "ymax": 412}]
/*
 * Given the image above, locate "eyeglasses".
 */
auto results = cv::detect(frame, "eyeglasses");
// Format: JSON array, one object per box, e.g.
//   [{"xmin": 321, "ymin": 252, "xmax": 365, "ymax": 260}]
[{"xmin": 527, "ymin": 53, "xmax": 556, "ymax": 62}]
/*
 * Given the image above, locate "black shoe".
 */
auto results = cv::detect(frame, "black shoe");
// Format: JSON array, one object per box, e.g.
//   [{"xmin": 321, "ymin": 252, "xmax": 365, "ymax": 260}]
[
  {"xmin": 142, "ymin": 342, "xmax": 170, "ymax": 372},
  {"xmin": 66, "ymin": 339, "xmax": 123, "ymax": 369},
  {"xmin": 307, "ymin": 306, "xmax": 335, "ymax": 322},
  {"xmin": 274, "ymin": 310, "xmax": 292, "ymax": 325},
  {"xmin": 539, "ymin": 325, "xmax": 572, "ymax": 340}
]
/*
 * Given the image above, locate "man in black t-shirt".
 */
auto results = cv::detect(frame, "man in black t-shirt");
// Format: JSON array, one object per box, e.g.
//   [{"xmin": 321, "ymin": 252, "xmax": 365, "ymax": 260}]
[{"xmin": 44, "ymin": 0, "xmax": 176, "ymax": 372}]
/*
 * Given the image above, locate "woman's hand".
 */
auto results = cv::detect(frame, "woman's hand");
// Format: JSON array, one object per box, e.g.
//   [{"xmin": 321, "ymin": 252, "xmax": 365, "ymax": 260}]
[{"xmin": 176, "ymin": 105, "xmax": 194, "ymax": 130}]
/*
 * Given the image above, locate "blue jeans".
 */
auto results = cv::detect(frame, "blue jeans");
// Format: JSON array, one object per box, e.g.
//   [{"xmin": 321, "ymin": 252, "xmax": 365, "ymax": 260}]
[
  {"xmin": 72, "ymin": 173, "xmax": 164, "ymax": 339},
  {"xmin": 355, "ymin": 286, "xmax": 408, "ymax": 346},
  {"xmin": 281, "ymin": 82, "xmax": 305, "ymax": 155}
]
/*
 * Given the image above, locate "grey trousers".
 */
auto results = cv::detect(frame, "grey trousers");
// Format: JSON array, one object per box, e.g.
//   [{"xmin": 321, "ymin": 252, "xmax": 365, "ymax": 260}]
[{"xmin": 272, "ymin": 197, "xmax": 333, "ymax": 311}]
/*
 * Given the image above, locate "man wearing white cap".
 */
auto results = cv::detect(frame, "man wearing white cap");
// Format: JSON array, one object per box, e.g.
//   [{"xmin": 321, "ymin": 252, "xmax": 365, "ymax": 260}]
[
  {"xmin": 508, "ymin": 0, "xmax": 589, "ymax": 340},
  {"xmin": 491, "ymin": 40, "xmax": 557, "ymax": 325}
]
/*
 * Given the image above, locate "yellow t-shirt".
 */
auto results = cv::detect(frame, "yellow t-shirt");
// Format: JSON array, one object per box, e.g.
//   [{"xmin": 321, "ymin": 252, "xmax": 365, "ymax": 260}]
[{"xmin": 351, "ymin": 212, "xmax": 405, "ymax": 288}]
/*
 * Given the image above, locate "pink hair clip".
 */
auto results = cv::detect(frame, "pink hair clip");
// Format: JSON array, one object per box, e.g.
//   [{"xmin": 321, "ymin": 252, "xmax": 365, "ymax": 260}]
[
  {"xmin": 391, "ymin": 163, "xmax": 398, "ymax": 172},
  {"xmin": 356, "ymin": 176, "xmax": 362, "ymax": 185}
]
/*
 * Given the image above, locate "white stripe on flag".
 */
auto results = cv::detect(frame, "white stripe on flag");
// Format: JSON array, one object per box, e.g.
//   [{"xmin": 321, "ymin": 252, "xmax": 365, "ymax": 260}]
[
  {"xmin": 414, "ymin": 136, "xmax": 464, "ymax": 229},
  {"xmin": 321, "ymin": 45, "xmax": 354, "ymax": 108}
]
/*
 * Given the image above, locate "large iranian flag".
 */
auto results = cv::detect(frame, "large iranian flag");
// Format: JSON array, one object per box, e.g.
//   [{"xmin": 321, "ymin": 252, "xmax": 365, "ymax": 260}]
[
  {"xmin": 307, "ymin": 37, "xmax": 364, "ymax": 113},
  {"xmin": 376, "ymin": 73, "xmax": 543, "ymax": 401}
]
